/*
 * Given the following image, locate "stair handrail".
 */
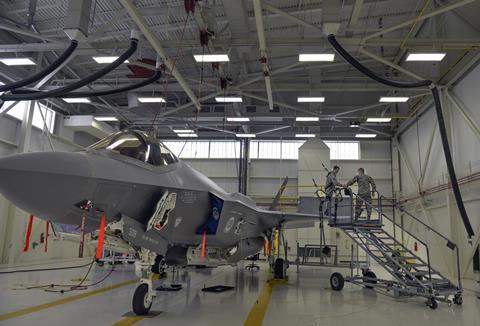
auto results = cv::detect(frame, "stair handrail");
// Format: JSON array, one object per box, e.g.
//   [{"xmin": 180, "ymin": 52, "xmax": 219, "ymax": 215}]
[
  {"xmin": 349, "ymin": 190, "xmax": 437, "ymax": 288},
  {"xmin": 379, "ymin": 195, "xmax": 462, "ymax": 291}
]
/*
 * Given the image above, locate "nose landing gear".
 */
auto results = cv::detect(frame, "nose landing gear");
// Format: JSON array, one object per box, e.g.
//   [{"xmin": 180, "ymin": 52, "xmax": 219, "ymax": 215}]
[{"xmin": 132, "ymin": 249, "xmax": 157, "ymax": 315}]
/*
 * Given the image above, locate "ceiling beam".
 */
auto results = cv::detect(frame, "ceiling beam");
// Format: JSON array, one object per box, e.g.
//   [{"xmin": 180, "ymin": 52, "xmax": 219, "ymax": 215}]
[
  {"xmin": 120, "ymin": 0, "xmax": 201, "ymax": 112},
  {"xmin": 253, "ymin": 0, "xmax": 274, "ymax": 111}
]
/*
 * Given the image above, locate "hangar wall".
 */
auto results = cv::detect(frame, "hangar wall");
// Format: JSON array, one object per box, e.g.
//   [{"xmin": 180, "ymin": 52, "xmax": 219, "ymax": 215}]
[
  {"xmin": 396, "ymin": 63, "xmax": 480, "ymax": 280},
  {"xmin": 0, "ymin": 115, "xmax": 94, "ymax": 267}
]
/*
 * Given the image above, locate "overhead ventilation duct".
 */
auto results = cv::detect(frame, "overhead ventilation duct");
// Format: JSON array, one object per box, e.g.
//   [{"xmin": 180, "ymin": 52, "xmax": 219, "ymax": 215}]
[
  {"xmin": 327, "ymin": 34, "xmax": 475, "ymax": 239},
  {"xmin": 63, "ymin": 0, "xmax": 93, "ymax": 41},
  {"xmin": 63, "ymin": 115, "xmax": 117, "ymax": 139},
  {"xmin": 0, "ymin": 40, "xmax": 78, "ymax": 92},
  {"xmin": 0, "ymin": 31, "xmax": 139, "ymax": 103}
]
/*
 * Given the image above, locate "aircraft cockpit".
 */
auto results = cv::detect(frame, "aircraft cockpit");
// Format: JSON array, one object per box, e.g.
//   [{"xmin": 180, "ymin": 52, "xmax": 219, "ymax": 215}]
[{"xmin": 89, "ymin": 130, "xmax": 178, "ymax": 166}]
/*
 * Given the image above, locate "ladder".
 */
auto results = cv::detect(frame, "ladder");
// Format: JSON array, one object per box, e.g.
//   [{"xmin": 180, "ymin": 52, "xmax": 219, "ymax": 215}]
[{"xmin": 325, "ymin": 189, "xmax": 463, "ymax": 309}]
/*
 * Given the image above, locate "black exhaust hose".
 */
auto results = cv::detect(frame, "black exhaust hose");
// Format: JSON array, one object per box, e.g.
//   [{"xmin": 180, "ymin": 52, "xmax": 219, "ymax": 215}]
[
  {"xmin": 0, "ymin": 40, "xmax": 78, "ymax": 92},
  {"xmin": 1, "ymin": 38, "xmax": 138, "ymax": 102},
  {"xmin": 431, "ymin": 87, "xmax": 474, "ymax": 237},
  {"xmin": 327, "ymin": 34, "xmax": 474, "ymax": 238},
  {"xmin": 61, "ymin": 69, "xmax": 161, "ymax": 98}
]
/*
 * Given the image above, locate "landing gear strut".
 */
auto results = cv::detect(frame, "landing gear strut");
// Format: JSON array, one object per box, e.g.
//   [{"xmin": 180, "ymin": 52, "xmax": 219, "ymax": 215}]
[{"xmin": 132, "ymin": 249, "xmax": 156, "ymax": 315}]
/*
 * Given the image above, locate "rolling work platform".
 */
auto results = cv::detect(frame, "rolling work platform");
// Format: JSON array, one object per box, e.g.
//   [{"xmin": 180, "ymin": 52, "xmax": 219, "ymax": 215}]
[{"xmin": 324, "ymin": 188, "xmax": 463, "ymax": 309}]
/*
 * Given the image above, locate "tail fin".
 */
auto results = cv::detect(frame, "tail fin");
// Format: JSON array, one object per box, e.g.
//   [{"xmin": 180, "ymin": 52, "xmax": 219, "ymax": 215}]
[{"xmin": 269, "ymin": 176, "xmax": 289, "ymax": 211}]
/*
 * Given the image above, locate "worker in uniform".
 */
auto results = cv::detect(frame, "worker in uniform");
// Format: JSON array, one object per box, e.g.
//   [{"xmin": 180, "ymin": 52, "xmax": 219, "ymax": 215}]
[
  {"xmin": 346, "ymin": 168, "xmax": 376, "ymax": 220},
  {"xmin": 324, "ymin": 165, "xmax": 343, "ymax": 216}
]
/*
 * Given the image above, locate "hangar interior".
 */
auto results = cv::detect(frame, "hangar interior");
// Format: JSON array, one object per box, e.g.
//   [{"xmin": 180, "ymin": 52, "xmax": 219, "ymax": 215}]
[{"xmin": 0, "ymin": 0, "xmax": 479, "ymax": 325}]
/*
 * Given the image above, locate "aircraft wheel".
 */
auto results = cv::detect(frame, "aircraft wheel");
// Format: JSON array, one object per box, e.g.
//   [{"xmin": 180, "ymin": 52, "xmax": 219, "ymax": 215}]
[
  {"xmin": 274, "ymin": 258, "xmax": 286, "ymax": 279},
  {"xmin": 453, "ymin": 294, "xmax": 463, "ymax": 305},
  {"xmin": 132, "ymin": 284, "xmax": 152, "ymax": 315},
  {"xmin": 427, "ymin": 298, "xmax": 438, "ymax": 310},
  {"xmin": 363, "ymin": 270, "xmax": 377, "ymax": 289},
  {"xmin": 330, "ymin": 272, "xmax": 344, "ymax": 291},
  {"xmin": 151, "ymin": 255, "xmax": 164, "ymax": 274}
]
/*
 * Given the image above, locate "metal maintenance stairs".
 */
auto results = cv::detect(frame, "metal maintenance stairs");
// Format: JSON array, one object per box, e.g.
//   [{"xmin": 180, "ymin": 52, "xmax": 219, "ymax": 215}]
[
  {"xmin": 323, "ymin": 189, "xmax": 463, "ymax": 308},
  {"xmin": 340, "ymin": 224, "xmax": 458, "ymax": 297}
]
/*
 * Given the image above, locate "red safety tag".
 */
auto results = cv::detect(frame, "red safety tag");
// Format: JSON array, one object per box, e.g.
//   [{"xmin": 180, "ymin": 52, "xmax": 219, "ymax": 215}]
[
  {"xmin": 23, "ymin": 215, "xmax": 34, "ymax": 252},
  {"xmin": 95, "ymin": 213, "xmax": 106, "ymax": 259},
  {"xmin": 44, "ymin": 221, "xmax": 49, "ymax": 253},
  {"xmin": 201, "ymin": 230, "xmax": 207, "ymax": 259}
]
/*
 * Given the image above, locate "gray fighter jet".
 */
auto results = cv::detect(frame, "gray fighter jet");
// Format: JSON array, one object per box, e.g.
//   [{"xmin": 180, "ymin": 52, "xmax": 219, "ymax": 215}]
[{"xmin": 0, "ymin": 129, "xmax": 317, "ymax": 315}]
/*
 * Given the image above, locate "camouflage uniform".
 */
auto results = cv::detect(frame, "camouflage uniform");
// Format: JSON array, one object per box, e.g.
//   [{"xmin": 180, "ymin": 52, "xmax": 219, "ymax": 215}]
[
  {"xmin": 325, "ymin": 171, "xmax": 341, "ymax": 198},
  {"xmin": 347, "ymin": 174, "xmax": 376, "ymax": 219}
]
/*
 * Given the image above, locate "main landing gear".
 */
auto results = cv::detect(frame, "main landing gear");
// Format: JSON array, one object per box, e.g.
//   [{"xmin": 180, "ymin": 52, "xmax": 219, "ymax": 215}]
[{"xmin": 132, "ymin": 249, "xmax": 157, "ymax": 315}]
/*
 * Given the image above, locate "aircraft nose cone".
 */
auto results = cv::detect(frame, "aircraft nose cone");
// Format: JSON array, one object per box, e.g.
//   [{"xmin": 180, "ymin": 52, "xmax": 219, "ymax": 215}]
[{"xmin": 0, "ymin": 152, "xmax": 95, "ymax": 221}]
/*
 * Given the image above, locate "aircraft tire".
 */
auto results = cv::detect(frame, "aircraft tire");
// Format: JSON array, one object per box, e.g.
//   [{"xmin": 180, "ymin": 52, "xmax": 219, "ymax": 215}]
[
  {"xmin": 363, "ymin": 270, "xmax": 377, "ymax": 289},
  {"xmin": 330, "ymin": 272, "xmax": 344, "ymax": 291},
  {"xmin": 151, "ymin": 255, "xmax": 164, "ymax": 274},
  {"xmin": 132, "ymin": 284, "xmax": 152, "ymax": 315},
  {"xmin": 274, "ymin": 258, "xmax": 286, "ymax": 279}
]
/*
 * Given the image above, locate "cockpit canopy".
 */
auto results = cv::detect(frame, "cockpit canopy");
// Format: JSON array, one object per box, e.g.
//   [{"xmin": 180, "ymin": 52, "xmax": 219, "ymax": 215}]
[{"xmin": 89, "ymin": 130, "xmax": 178, "ymax": 166}]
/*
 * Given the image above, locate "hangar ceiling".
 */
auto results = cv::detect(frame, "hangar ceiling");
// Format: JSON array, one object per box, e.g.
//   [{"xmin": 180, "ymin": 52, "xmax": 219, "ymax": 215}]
[{"xmin": 0, "ymin": 0, "xmax": 479, "ymax": 140}]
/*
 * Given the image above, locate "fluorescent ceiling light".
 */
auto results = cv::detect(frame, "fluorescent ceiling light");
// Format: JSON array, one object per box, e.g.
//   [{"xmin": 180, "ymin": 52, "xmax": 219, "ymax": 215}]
[
  {"xmin": 215, "ymin": 97, "xmax": 242, "ymax": 103},
  {"xmin": 0, "ymin": 58, "xmax": 35, "ymax": 66},
  {"xmin": 379, "ymin": 97, "xmax": 409, "ymax": 103},
  {"xmin": 299, "ymin": 54, "xmax": 335, "ymax": 62},
  {"xmin": 296, "ymin": 117, "xmax": 319, "ymax": 122},
  {"xmin": 227, "ymin": 117, "xmax": 250, "ymax": 122},
  {"xmin": 62, "ymin": 97, "xmax": 91, "ymax": 103},
  {"xmin": 194, "ymin": 54, "xmax": 229, "ymax": 62},
  {"xmin": 178, "ymin": 133, "xmax": 198, "ymax": 138},
  {"xmin": 235, "ymin": 133, "xmax": 256, "ymax": 138},
  {"xmin": 94, "ymin": 116, "xmax": 118, "ymax": 122},
  {"xmin": 295, "ymin": 134, "xmax": 316, "ymax": 138},
  {"xmin": 367, "ymin": 117, "xmax": 392, "ymax": 123},
  {"xmin": 297, "ymin": 97, "xmax": 325, "ymax": 103},
  {"xmin": 406, "ymin": 53, "xmax": 446, "ymax": 61},
  {"xmin": 173, "ymin": 129, "xmax": 195, "ymax": 133},
  {"xmin": 92, "ymin": 56, "xmax": 129, "ymax": 64},
  {"xmin": 355, "ymin": 134, "xmax": 377, "ymax": 138},
  {"xmin": 138, "ymin": 97, "xmax": 166, "ymax": 103}
]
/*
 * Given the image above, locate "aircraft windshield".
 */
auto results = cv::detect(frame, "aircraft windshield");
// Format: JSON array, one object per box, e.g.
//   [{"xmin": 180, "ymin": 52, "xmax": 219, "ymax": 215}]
[{"xmin": 90, "ymin": 131, "xmax": 178, "ymax": 166}]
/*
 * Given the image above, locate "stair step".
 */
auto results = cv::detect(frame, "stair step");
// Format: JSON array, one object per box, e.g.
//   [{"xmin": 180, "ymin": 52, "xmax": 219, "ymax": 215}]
[
  {"xmin": 411, "ymin": 271, "xmax": 431, "ymax": 276},
  {"xmin": 394, "ymin": 256, "xmax": 416, "ymax": 260}
]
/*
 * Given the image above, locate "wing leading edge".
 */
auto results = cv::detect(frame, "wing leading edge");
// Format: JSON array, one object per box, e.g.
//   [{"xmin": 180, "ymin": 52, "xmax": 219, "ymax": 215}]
[{"xmin": 257, "ymin": 209, "xmax": 319, "ymax": 229}]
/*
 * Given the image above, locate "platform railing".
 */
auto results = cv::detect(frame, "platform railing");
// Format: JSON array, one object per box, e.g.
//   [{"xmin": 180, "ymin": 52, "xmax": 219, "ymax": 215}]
[{"xmin": 379, "ymin": 196, "xmax": 462, "ymax": 291}]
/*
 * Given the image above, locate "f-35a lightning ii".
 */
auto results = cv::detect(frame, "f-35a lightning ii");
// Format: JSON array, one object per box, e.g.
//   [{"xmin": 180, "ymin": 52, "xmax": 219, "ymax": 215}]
[{"xmin": 0, "ymin": 129, "xmax": 317, "ymax": 315}]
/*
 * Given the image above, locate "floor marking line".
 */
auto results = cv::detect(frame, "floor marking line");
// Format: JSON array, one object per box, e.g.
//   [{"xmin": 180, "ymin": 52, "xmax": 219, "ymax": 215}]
[
  {"xmin": 244, "ymin": 279, "xmax": 286, "ymax": 326},
  {"xmin": 0, "ymin": 279, "xmax": 137, "ymax": 321},
  {"xmin": 112, "ymin": 316, "xmax": 145, "ymax": 326}
]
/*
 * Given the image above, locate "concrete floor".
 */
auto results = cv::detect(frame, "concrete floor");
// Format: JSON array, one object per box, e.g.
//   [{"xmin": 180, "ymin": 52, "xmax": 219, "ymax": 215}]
[{"xmin": 0, "ymin": 261, "xmax": 479, "ymax": 325}]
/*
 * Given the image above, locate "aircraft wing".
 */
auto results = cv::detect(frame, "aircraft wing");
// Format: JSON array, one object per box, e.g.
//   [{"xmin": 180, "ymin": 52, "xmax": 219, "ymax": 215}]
[{"xmin": 257, "ymin": 209, "xmax": 319, "ymax": 229}]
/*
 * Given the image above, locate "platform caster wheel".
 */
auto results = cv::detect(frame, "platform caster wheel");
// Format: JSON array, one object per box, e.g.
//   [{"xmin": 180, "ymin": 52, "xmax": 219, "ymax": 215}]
[
  {"xmin": 274, "ymin": 258, "xmax": 286, "ymax": 279},
  {"xmin": 453, "ymin": 295, "xmax": 463, "ymax": 306},
  {"xmin": 427, "ymin": 298, "xmax": 438, "ymax": 310},
  {"xmin": 363, "ymin": 270, "xmax": 377, "ymax": 289},
  {"xmin": 132, "ymin": 284, "xmax": 152, "ymax": 316},
  {"xmin": 330, "ymin": 272, "xmax": 344, "ymax": 291},
  {"xmin": 96, "ymin": 260, "xmax": 104, "ymax": 267}
]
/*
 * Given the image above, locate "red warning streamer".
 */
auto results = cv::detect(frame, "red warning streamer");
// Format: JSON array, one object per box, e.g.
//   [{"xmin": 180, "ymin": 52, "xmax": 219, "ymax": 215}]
[
  {"xmin": 95, "ymin": 213, "xmax": 106, "ymax": 260},
  {"xmin": 23, "ymin": 215, "xmax": 34, "ymax": 252},
  {"xmin": 201, "ymin": 230, "xmax": 207, "ymax": 259},
  {"xmin": 44, "ymin": 221, "xmax": 49, "ymax": 253}
]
